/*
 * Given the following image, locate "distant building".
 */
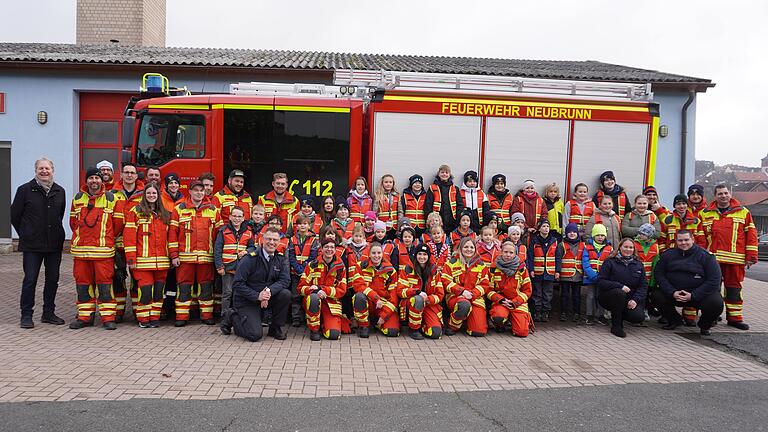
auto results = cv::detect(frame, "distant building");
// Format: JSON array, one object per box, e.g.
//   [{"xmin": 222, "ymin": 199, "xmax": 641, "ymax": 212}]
[{"xmin": 77, "ymin": 0, "xmax": 166, "ymax": 47}]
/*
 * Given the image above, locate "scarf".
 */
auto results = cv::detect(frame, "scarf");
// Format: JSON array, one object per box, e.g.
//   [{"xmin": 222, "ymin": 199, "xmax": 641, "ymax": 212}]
[
  {"xmin": 616, "ymin": 253, "xmax": 635, "ymax": 266},
  {"xmin": 495, "ymin": 255, "xmax": 520, "ymax": 276},
  {"xmin": 602, "ymin": 184, "xmax": 624, "ymax": 197},
  {"xmin": 522, "ymin": 190, "xmax": 538, "ymax": 200},
  {"xmin": 35, "ymin": 177, "xmax": 53, "ymax": 194},
  {"xmin": 404, "ymin": 187, "xmax": 424, "ymax": 197},
  {"xmin": 349, "ymin": 189, "xmax": 370, "ymax": 202},
  {"xmin": 564, "ymin": 235, "xmax": 580, "ymax": 245},
  {"xmin": 333, "ymin": 217, "xmax": 351, "ymax": 228}
]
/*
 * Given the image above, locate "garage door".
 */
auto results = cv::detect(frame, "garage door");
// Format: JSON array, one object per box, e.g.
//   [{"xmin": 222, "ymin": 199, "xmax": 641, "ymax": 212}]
[
  {"xmin": 372, "ymin": 112, "xmax": 482, "ymax": 190},
  {"xmin": 79, "ymin": 92, "xmax": 132, "ymax": 179}
]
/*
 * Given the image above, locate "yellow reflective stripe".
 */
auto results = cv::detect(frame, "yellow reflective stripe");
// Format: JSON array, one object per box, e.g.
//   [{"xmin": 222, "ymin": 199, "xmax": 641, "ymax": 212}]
[
  {"xmin": 382, "ymin": 95, "xmax": 649, "ymax": 112},
  {"xmin": 148, "ymin": 104, "xmax": 209, "ymax": 110},
  {"xmin": 648, "ymin": 116, "xmax": 659, "ymax": 184},
  {"xmin": 212, "ymin": 104, "xmax": 273, "ymax": 110},
  {"xmin": 275, "ymin": 105, "xmax": 350, "ymax": 113}
]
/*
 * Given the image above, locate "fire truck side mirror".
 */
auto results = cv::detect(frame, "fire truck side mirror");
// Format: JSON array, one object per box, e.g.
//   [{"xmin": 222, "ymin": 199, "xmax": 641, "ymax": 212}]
[{"xmin": 122, "ymin": 115, "xmax": 136, "ymax": 150}]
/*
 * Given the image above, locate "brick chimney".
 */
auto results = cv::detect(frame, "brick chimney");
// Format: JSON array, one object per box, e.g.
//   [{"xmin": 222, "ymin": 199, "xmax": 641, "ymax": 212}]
[{"xmin": 76, "ymin": 0, "xmax": 166, "ymax": 47}]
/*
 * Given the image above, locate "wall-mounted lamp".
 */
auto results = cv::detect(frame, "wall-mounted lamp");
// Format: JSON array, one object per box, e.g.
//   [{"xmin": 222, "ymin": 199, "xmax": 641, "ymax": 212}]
[
  {"xmin": 37, "ymin": 111, "xmax": 48, "ymax": 125},
  {"xmin": 659, "ymin": 124, "xmax": 669, "ymax": 138}
]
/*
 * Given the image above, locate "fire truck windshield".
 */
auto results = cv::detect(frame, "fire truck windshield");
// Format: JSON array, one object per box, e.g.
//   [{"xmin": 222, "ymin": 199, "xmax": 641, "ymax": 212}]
[{"xmin": 136, "ymin": 113, "xmax": 206, "ymax": 166}]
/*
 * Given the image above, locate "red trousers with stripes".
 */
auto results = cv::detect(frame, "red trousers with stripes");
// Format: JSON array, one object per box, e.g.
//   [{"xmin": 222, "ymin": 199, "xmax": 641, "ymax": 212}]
[
  {"xmin": 446, "ymin": 296, "xmax": 487, "ymax": 336},
  {"xmin": 73, "ymin": 258, "xmax": 116, "ymax": 323},
  {"xmin": 132, "ymin": 269, "xmax": 168, "ymax": 324},
  {"xmin": 175, "ymin": 263, "xmax": 214, "ymax": 321},
  {"xmin": 721, "ymin": 263, "xmax": 745, "ymax": 323},
  {"xmin": 490, "ymin": 304, "xmax": 532, "ymax": 337}
]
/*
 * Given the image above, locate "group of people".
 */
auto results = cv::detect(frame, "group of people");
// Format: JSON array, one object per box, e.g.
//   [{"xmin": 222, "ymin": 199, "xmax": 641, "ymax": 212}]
[{"xmin": 11, "ymin": 159, "xmax": 759, "ymax": 341}]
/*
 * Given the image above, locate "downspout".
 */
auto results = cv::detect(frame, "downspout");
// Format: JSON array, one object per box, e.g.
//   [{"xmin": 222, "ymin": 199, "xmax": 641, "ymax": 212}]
[{"xmin": 680, "ymin": 89, "xmax": 696, "ymax": 193}]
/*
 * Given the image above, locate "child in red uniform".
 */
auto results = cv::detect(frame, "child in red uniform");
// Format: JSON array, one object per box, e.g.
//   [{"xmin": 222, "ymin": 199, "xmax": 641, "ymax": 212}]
[
  {"xmin": 347, "ymin": 177, "xmax": 373, "ymax": 224},
  {"xmin": 476, "ymin": 226, "xmax": 502, "ymax": 269},
  {"xmin": 450, "ymin": 210, "xmax": 477, "ymax": 249},
  {"xmin": 489, "ymin": 241, "xmax": 533, "ymax": 337},
  {"xmin": 373, "ymin": 174, "xmax": 400, "ymax": 239}
]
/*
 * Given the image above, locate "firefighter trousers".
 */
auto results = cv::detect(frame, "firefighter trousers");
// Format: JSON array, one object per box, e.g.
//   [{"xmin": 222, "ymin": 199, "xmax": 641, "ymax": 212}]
[
  {"xmin": 175, "ymin": 263, "xmax": 214, "ymax": 322},
  {"xmin": 401, "ymin": 295, "xmax": 443, "ymax": 339},
  {"xmin": 73, "ymin": 258, "xmax": 116, "ymax": 323},
  {"xmin": 352, "ymin": 292, "xmax": 399, "ymax": 336},
  {"xmin": 490, "ymin": 303, "xmax": 532, "ymax": 337},
  {"xmin": 304, "ymin": 293, "xmax": 342, "ymax": 340},
  {"xmin": 721, "ymin": 263, "xmax": 746, "ymax": 323},
  {"xmin": 446, "ymin": 297, "xmax": 487, "ymax": 336},
  {"xmin": 132, "ymin": 269, "xmax": 167, "ymax": 324}
]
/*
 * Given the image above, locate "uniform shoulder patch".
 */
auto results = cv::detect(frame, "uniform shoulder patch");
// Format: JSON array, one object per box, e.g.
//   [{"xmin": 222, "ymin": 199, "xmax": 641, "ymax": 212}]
[
  {"xmin": 74, "ymin": 191, "xmax": 84, "ymax": 200},
  {"xmin": 105, "ymin": 191, "xmax": 114, "ymax": 201},
  {"xmin": 664, "ymin": 215, "xmax": 674, "ymax": 225}
]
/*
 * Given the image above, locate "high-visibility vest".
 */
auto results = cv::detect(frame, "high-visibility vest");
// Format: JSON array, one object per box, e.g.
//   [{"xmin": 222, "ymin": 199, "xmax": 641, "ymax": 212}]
[
  {"xmin": 585, "ymin": 243, "xmax": 613, "ymax": 273},
  {"xmin": 169, "ymin": 200, "xmax": 223, "ymax": 263},
  {"xmin": 330, "ymin": 218, "xmax": 356, "ymax": 241},
  {"xmin": 298, "ymin": 256, "xmax": 347, "ymax": 316},
  {"xmin": 402, "ymin": 192, "xmax": 427, "ymax": 229},
  {"xmin": 69, "ymin": 190, "xmax": 119, "ymax": 259},
  {"xmin": 376, "ymin": 193, "xmax": 399, "ymax": 231},
  {"xmin": 292, "ymin": 212, "xmax": 323, "ymax": 235},
  {"xmin": 291, "ymin": 233, "xmax": 318, "ymax": 271},
  {"xmin": 532, "ymin": 240, "xmax": 558, "ymax": 276},
  {"xmin": 567, "ymin": 200, "xmax": 595, "ymax": 228},
  {"xmin": 441, "ymin": 257, "xmax": 490, "ymax": 309},
  {"xmin": 459, "ymin": 188, "xmax": 487, "ymax": 222},
  {"xmin": 633, "ymin": 240, "xmax": 659, "ymax": 279},
  {"xmin": 112, "ymin": 186, "xmax": 144, "ymax": 249},
  {"xmin": 212, "ymin": 185, "xmax": 254, "ymax": 224},
  {"xmin": 349, "ymin": 260, "xmax": 398, "ymax": 304},
  {"xmin": 257, "ymin": 190, "xmax": 298, "ymax": 233},
  {"xmin": 450, "ymin": 228, "xmax": 476, "ymax": 247},
  {"xmin": 596, "ymin": 190, "xmax": 628, "ymax": 218},
  {"xmin": 220, "ymin": 225, "xmax": 254, "ymax": 266},
  {"xmin": 559, "ymin": 242, "xmax": 585, "ymax": 278},
  {"xmin": 489, "ymin": 266, "xmax": 532, "ymax": 312},
  {"xmin": 393, "ymin": 240, "xmax": 414, "ymax": 272},
  {"xmin": 488, "ymin": 192, "xmax": 513, "ymax": 226},
  {"xmin": 663, "ymin": 211, "xmax": 703, "ymax": 250},
  {"xmin": 348, "ymin": 195, "xmax": 373, "ymax": 224},
  {"xmin": 430, "ymin": 183, "xmax": 458, "ymax": 218}
]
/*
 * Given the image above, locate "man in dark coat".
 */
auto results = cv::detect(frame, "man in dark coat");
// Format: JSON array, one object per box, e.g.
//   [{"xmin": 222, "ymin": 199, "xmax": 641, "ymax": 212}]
[
  {"xmin": 223, "ymin": 227, "xmax": 291, "ymax": 341},
  {"xmin": 653, "ymin": 229, "xmax": 723, "ymax": 335},
  {"xmin": 11, "ymin": 158, "xmax": 67, "ymax": 328}
]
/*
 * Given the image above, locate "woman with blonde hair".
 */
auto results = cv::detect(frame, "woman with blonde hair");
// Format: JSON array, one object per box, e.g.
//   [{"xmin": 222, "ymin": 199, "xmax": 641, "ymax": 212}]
[
  {"xmin": 441, "ymin": 236, "xmax": 490, "ymax": 337},
  {"xmin": 543, "ymin": 182, "xmax": 564, "ymax": 236},
  {"xmin": 373, "ymin": 173, "xmax": 400, "ymax": 239}
]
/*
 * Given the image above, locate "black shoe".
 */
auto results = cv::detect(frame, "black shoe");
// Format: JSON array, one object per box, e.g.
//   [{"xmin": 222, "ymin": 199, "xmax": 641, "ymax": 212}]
[
  {"xmin": 103, "ymin": 321, "xmax": 117, "ymax": 330},
  {"xmin": 220, "ymin": 324, "xmax": 231, "ymax": 335},
  {"xmin": 138, "ymin": 321, "xmax": 151, "ymax": 328},
  {"xmin": 444, "ymin": 328, "xmax": 457, "ymax": 336},
  {"xmin": 648, "ymin": 307, "xmax": 661, "ymax": 317},
  {"xmin": 541, "ymin": 313, "xmax": 550, "ymax": 323},
  {"xmin": 202, "ymin": 318, "xmax": 216, "ymax": 326},
  {"xmin": 597, "ymin": 316, "xmax": 609, "ymax": 326},
  {"xmin": 610, "ymin": 326, "xmax": 626, "ymax": 338},
  {"xmin": 174, "ymin": 320, "xmax": 187, "ymax": 327},
  {"xmin": 149, "ymin": 321, "xmax": 160, "ymax": 328},
  {"xmin": 357, "ymin": 326, "xmax": 370, "ymax": 338},
  {"xmin": 727, "ymin": 321, "xmax": 750, "ymax": 331},
  {"xmin": 494, "ymin": 325, "xmax": 506, "ymax": 333},
  {"xmin": 268, "ymin": 326, "xmax": 287, "ymax": 340},
  {"xmin": 292, "ymin": 319, "xmax": 303, "ymax": 328},
  {"xmin": 657, "ymin": 317, "xmax": 668, "ymax": 325},
  {"xmin": 309, "ymin": 331, "xmax": 321, "ymax": 341},
  {"xmin": 41, "ymin": 313, "xmax": 65, "ymax": 325},
  {"xmin": 114, "ymin": 315, "xmax": 124, "ymax": 324},
  {"xmin": 20, "ymin": 315, "xmax": 34, "ymax": 329},
  {"xmin": 559, "ymin": 313, "xmax": 567, "ymax": 322},
  {"xmin": 69, "ymin": 320, "xmax": 87, "ymax": 329},
  {"xmin": 662, "ymin": 321, "xmax": 682, "ymax": 331},
  {"xmin": 572, "ymin": 314, "xmax": 581, "ymax": 323},
  {"xmin": 684, "ymin": 320, "xmax": 696, "ymax": 327},
  {"xmin": 584, "ymin": 316, "xmax": 595, "ymax": 326},
  {"xmin": 410, "ymin": 329, "xmax": 424, "ymax": 340},
  {"xmin": 700, "ymin": 328, "xmax": 712, "ymax": 336}
]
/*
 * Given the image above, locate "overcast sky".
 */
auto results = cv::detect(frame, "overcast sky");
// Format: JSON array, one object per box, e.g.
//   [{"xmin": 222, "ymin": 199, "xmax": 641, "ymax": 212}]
[{"xmin": 2, "ymin": 0, "xmax": 766, "ymax": 166}]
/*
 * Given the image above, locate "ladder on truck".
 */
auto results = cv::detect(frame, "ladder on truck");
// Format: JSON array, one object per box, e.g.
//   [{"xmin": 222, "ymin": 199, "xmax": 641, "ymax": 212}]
[
  {"xmin": 230, "ymin": 82, "xmax": 367, "ymax": 98},
  {"xmin": 334, "ymin": 69, "xmax": 653, "ymax": 102}
]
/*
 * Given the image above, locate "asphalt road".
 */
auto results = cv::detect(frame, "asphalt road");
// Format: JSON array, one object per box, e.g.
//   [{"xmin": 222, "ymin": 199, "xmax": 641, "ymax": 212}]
[
  {"xmin": 747, "ymin": 261, "xmax": 768, "ymax": 282},
  {"xmin": 1, "ymin": 380, "xmax": 767, "ymax": 432}
]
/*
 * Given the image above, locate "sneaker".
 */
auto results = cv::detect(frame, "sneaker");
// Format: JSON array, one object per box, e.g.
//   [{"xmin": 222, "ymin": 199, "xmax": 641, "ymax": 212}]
[
  {"xmin": 309, "ymin": 331, "xmax": 321, "ymax": 341},
  {"xmin": 20, "ymin": 315, "xmax": 34, "ymax": 329},
  {"xmin": 357, "ymin": 326, "xmax": 370, "ymax": 338},
  {"xmin": 174, "ymin": 320, "xmax": 187, "ymax": 327},
  {"xmin": 559, "ymin": 313, "xmax": 567, "ymax": 322},
  {"xmin": 584, "ymin": 316, "xmax": 595, "ymax": 326},
  {"xmin": 597, "ymin": 316, "xmax": 609, "ymax": 326},
  {"xmin": 532, "ymin": 313, "xmax": 541, "ymax": 323},
  {"xmin": 410, "ymin": 329, "xmax": 424, "ymax": 340},
  {"xmin": 41, "ymin": 313, "xmax": 65, "ymax": 325},
  {"xmin": 149, "ymin": 321, "xmax": 160, "ymax": 328},
  {"xmin": 700, "ymin": 328, "xmax": 712, "ymax": 336},
  {"xmin": 69, "ymin": 320, "xmax": 87, "ymax": 329},
  {"xmin": 727, "ymin": 321, "xmax": 749, "ymax": 331},
  {"xmin": 138, "ymin": 321, "xmax": 152, "ymax": 328},
  {"xmin": 291, "ymin": 319, "xmax": 303, "ymax": 328},
  {"xmin": 103, "ymin": 321, "xmax": 117, "ymax": 330},
  {"xmin": 220, "ymin": 324, "xmax": 231, "ymax": 335}
]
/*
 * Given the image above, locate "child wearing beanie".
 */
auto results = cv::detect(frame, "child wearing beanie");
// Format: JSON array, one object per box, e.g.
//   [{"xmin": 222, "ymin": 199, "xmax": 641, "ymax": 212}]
[
  {"xmin": 582, "ymin": 223, "xmax": 613, "ymax": 325},
  {"xmin": 559, "ymin": 223, "xmax": 585, "ymax": 322}
]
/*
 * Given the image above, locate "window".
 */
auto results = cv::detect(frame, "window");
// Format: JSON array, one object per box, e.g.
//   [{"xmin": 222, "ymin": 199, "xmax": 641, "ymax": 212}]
[
  {"xmin": 82, "ymin": 148, "xmax": 119, "ymax": 172},
  {"xmin": 136, "ymin": 114, "xmax": 206, "ymax": 166},
  {"xmin": 83, "ymin": 121, "xmax": 119, "ymax": 144}
]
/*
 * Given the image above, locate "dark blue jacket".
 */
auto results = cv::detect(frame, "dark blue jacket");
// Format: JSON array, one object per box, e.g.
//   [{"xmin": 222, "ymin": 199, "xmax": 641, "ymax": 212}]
[
  {"xmin": 11, "ymin": 179, "xmax": 66, "ymax": 252},
  {"xmin": 654, "ymin": 244, "xmax": 722, "ymax": 302},
  {"xmin": 232, "ymin": 247, "xmax": 290, "ymax": 309},
  {"xmin": 597, "ymin": 255, "xmax": 647, "ymax": 304}
]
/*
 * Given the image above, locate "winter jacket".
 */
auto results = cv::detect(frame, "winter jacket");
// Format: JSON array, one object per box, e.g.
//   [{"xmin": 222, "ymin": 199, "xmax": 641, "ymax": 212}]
[
  {"xmin": 582, "ymin": 239, "xmax": 613, "ymax": 285},
  {"xmin": 593, "ymin": 186, "xmax": 632, "ymax": 219},
  {"xmin": 621, "ymin": 210, "xmax": 661, "ymax": 240},
  {"xmin": 510, "ymin": 191, "xmax": 548, "ymax": 232},
  {"xmin": 424, "ymin": 177, "xmax": 464, "ymax": 232},
  {"xmin": 232, "ymin": 247, "xmax": 291, "ymax": 309},
  {"xmin": 544, "ymin": 197, "xmax": 564, "ymax": 236},
  {"xmin": 654, "ymin": 244, "xmax": 722, "ymax": 302},
  {"xmin": 459, "ymin": 184, "xmax": 491, "ymax": 232},
  {"xmin": 214, "ymin": 222, "xmax": 256, "ymax": 273},
  {"xmin": 585, "ymin": 208, "xmax": 622, "ymax": 247},
  {"xmin": 597, "ymin": 255, "xmax": 647, "ymax": 304},
  {"xmin": 11, "ymin": 179, "xmax": 66, "ymax": 252}
]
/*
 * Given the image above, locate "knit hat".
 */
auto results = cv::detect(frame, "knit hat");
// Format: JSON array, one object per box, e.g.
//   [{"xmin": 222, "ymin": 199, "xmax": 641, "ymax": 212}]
[
  {"xmin": 599, "ymin": 171, "xmax": 615, "ymax": 183},
  {"xmin": 643, "ymin": 185, "xmax": 658, "ymax": 195},
  {"xmin": 638, "ymin": 223, "xmax": 656, "ymax": 238},
  {"xmin": 398, "ymin": 217, "xmax": 411, "ymax": 229},
  {"xmin": 299, "ymin": 195, "xmax": 314, "ymax": 208},
  {"xmin": 335, "ymin": 196, "xmax": 349, "ymax": 211},
  {"xmin": 408, "ymin": 174, "xmax": 423, "ymax": 187},
  {"xmin": 463, "ymin": 170, "xmax": 479, "ymax": 184},
  {"xmin": 522, "ymin": 179, "xmax": 535, "ymax": 189},
  {"xmin": 321, "ymin": 237, "xmax": 336, "ymax": 247},
  {"xmin": 459, "ymin": 209, "xmax": 473, "ymax": 221},
  {"xmin": 413, "ymin": 244, "xmax": 431, "ymax": 260},
  {"xmin": 400, "ymin": 226, "xmax": 416, "ymax": 240},
  {"xmin": 364, "ymin": 211, "xmax": 377, "ymax": 221},
  {"xmin": 164, "ymin": 172, "xmax": 180, "ymax": 187},
  {"xmin": 491, "ymin": 174, "xmax": 506, "ymax": 186},
  {"xmin": 373, "ymin": 220, "xmax": 386, "ymax": 231},
  {"xmin": 508, "ymin": 225, "xmax": 522, "ymax": 236},
  {"xmin": 96, "ymin": 160, "xmax": 113, "ymax": 171},
  {"xmin": 537, "ymin": 219, "xmax": 550, "ymax": 230},
  {"xmin": 564, "ymin": 222, "xmax": 579, "ymax": 237},
  {"xmin": 228, "ymin": 169, "xmax": 246, "ymax": 179},
  {"xmin": 673, "ymin": 194, "xmax": 688, "ymax": 206},
  {"xmin": 687, "ymin": 184, "xmax": 704, "ymax": 197},
  {"xmin": 85, "ymin": 166, "xmax": 101, "ymax": 181},
  {"xmin": 511, "ymin": 212, "xmax": 526, "ymax": 224},
  {"xmin": 591, "ymin": 223, "xmax": 608, "ymax": 238}
]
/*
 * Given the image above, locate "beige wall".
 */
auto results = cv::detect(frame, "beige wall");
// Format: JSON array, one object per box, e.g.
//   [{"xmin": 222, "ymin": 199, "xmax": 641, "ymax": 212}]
[{"xmin": 76, "ymin": 0, "xmax": 166, "ymax": 47}]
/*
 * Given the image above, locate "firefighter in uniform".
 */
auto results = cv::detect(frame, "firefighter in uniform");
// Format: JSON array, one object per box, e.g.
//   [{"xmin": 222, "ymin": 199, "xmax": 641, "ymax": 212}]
[
  {"xmin": 123, "ymin": 183, "xmax": 170, "ymax": 327},
  {"xmin": 288, "ymin": 214, "xmax": 319, "ymax": 327},
  {"xmin": 214, "ymin": 205, "xmax": 255, "ymax": 334},
  {"xmin": 424, "ymin": 165, "xmax": 464, "ymax": 233},
  {"xmin": 399, "ymin": 174, "xmax": 428, "ymax": 237},
  {"xmin": 69, "ymin": 167, "xmax": 121, "ymax": 330},
  {"xmin": 349, "ymin": 242, "xmax": 400, "ymax": 338},
  {"xmin": 397, "ymin": 244, "xmax": 445, "ymax": 340},
  {"xmin": 111, "ymin": 162, "xmax": 145, "ymax": 321},
  {"xmin": 169, "ymin": 179, "xmax": 223, "ymax": 326},
  {"xmin": 489, "ymin": 241, "xmax": 533, "ymax": 337},
  {"xmin": 700, "ymin": 185, "xmax": 759, "ymax": 330},
  {"xmin": 442, "ymin": 236, "xmax": 490, "ymax": 336},
  {"xmin": 298, "ymin": 237, "xmax": 348, "ymax": 341},
  {"xmin": 487, "ymin": 174, "xmax": 514, "ymax": 230},
  {"xmin": 257, "ymin": 172, "xmax": 298, "ymax": 234}
]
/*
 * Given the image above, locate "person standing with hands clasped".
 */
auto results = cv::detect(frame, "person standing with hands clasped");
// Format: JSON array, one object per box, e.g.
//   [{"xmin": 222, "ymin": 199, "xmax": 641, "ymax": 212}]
[
  {"xmin": 12, "ymin": 158, "xmax": 67, "ymax": 329},
  {"xmin": 597, "ymin": 238, "xmax": 647, "ymax": 338}
]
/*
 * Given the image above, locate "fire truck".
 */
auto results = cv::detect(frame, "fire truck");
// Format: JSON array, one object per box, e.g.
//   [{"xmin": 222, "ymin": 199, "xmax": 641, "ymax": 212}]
[{"xmin": 123, "ymin": 71, "xmax": 659, "ymax": 199}]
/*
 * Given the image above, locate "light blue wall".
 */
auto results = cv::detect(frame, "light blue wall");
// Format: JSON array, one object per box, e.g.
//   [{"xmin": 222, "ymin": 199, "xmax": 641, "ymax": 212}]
[{"xmin": 651, "ymin": 89, "xmax": 697, "ymax": 205}]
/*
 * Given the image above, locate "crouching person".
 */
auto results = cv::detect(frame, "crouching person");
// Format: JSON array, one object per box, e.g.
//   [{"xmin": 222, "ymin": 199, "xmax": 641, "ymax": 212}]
[
  {"xmin": 226, "ymin": 227, "xmax": 291, "ymax": 342},
  {"xmin": 350, "ymin": 242, "xmax": 400, "ymax": 338},
  {"xmin": 398, "ymin": 245, "xmax": 445, "ymax": 340},
  {"xmin": 299, "ymin": 238, "xmax": 348, "ymax": 341},
  {"xmin": 489, "ymin": 241, "xmax": 533, "ymax": 337}
]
